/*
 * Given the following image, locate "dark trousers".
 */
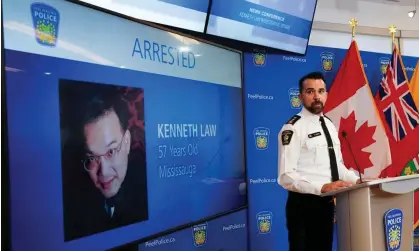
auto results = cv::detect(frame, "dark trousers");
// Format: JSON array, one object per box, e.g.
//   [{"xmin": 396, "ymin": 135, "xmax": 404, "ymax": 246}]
[{"xmin": 286, "ymin": 191, "xmax": 335, "ymax": 251}]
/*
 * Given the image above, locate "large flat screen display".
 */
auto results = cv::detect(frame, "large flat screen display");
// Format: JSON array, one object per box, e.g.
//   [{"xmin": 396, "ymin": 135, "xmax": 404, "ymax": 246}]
[
  {"xmin": 76, "ymin": 0, "xmax": 210, "ymax": 32},
  {"xmin": 206, "ymin": 0, "xmax": 318, "ymax": 54},
  {"xmin": 2, "ymin": 0, "xmax": 246, "ymax": 250}
]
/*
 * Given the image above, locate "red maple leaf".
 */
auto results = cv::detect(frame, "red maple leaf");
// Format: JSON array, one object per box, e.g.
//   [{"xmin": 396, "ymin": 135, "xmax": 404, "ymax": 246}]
[{"xmin": 338, "ymin": 111, "xmax": 376, "ymax": 174}]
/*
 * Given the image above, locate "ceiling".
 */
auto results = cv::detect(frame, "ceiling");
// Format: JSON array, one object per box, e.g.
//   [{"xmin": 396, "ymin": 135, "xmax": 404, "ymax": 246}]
[
  {"xmin": 322, "ymin": 0, "xmax": 417, "ymax": 12},
  {"xmin": 354, "ymin": 0, "xmax": 415, "ymax": 6},
  {"xmin": 315, "ymin": 0, "xmax": 419, "ymax": 30}
]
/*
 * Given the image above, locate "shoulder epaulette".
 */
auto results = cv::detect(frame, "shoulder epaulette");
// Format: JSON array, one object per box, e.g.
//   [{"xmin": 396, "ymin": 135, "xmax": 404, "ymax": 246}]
[{"xmin": 286, "ymin": 115, "xmax": 301, "ymax": 125}]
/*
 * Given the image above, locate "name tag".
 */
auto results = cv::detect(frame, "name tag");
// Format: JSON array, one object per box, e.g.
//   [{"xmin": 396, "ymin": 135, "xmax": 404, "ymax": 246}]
[{"xmin": 308, "ymin": 132, "xmax": 321, "ymax": 138}]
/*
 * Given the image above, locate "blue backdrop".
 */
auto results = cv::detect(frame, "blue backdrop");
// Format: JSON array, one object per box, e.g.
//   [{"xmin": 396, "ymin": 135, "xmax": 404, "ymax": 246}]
[
  {"xmin": 243, "ymin": 44, "xmax": 418, "ymax": 251},
  {"xmin": 404, "ymin": 55, "xmax": 419, "ymax": 80},
  {"xmin": 137, "ymin": 209, "xmax": 248, "ymax": 251}
]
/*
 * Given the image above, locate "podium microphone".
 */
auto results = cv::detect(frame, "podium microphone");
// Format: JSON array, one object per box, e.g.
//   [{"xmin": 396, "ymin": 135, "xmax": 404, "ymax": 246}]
[{"xmin": 341, "ymin": 131, "xmax": 363, "ymax": 183}]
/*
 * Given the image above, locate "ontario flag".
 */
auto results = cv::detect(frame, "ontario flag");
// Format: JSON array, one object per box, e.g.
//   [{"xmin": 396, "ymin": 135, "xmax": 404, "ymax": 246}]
[
  {"xmin": 400, "ymin": 153, "xmax": 419, "ymax": 230},
  {"xmin": 374, "ymin": 45, "xmax": 419, "ymax": 178},
  {"xmin": 323, "ymin": 40, "xmax": 392, "ymax": 178},
  {"xmin": 400, "ymin": 58, "xmax": 419, "ymax": 231}
]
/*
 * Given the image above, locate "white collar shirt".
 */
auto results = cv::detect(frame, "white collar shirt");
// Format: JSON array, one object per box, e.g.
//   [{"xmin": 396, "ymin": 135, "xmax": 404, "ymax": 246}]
[{"xmin": 277, "ymin": 107, "xmax": 359, "ymax": 195}]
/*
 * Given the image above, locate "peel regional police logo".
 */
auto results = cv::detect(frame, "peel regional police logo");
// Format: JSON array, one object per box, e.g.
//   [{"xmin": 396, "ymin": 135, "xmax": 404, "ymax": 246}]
[
  {"xmin": 252, "ymin": 52, "xmax": 267, "ymax": 66},
  {"xmin": 384, "ymin": 208, "xmax": 403, "ymax": 251},
  {"xmin": 379, "ymin": 57, "xmax": 391, "ymax": 75},
  {"xmin": 192, "ymin": 222, "xmax": 207, "ymax": 247},
  {"xmin": 320, "ymin": 52, "xmax": 335, "ymax": 72},
  {"xmin": 288, "ymin": 88, "xmax": 301, "ymax": 109},
  {"xmin": 253, "ymin": 127, "xmax": 270, "ymax": 150},
  {"xmin": 31, "ymin": 3, "xmax": 60, "ymax": 47},
  {"xmin": 256, "ymin": 211, "xmax": 273, "ymax": 234}
]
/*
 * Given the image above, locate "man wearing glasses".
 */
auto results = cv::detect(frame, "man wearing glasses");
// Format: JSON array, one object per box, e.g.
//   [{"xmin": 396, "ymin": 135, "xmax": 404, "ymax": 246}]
[
  {"xmin": 82, "ymin": 105, "xmax": 133, "ymax": 217},
  {"xmin": 60, "ymin": 81, "xmax": 148, "ymax": 240}
]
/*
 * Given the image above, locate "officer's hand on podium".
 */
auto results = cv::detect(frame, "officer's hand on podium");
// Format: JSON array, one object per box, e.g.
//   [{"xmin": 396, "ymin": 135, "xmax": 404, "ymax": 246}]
[{"xmin": 321, "ymin": 180, "xmax": 353, "ymax": 193}]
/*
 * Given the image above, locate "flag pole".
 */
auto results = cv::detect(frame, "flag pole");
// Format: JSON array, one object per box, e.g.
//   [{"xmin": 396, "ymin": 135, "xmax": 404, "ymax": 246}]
[
  {"xmin": 331, "ymin": 17, "xmax": 360, "ymax": 212},
  {"xmin": 389, "ymin": 25, "xmax": 397, "ymax": 48},
  {"xmin": 349, "ymin": 18, "xmax": 358, "ymax": 41}
]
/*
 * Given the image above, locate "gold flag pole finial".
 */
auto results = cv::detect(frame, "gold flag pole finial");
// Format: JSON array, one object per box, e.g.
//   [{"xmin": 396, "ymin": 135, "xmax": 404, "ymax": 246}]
[
  {"xmin": 389, "ymin": 25, "xmax": 397, "ymax": 44},
  {"xmin": 349, "ymin": 18, "xmax": 358, "ymax": 40}
]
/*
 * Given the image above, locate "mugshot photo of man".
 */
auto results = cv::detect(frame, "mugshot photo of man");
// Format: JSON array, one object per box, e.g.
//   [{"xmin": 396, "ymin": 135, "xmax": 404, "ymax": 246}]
[{"xmin": 59, "ymin": 79, "xmax": 148, "ymax": 241}]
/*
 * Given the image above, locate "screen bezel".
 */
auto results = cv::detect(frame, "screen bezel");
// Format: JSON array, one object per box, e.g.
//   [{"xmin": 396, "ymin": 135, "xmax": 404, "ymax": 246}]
[
  {"xmin": 75, "ymin": 0, "xmax": 212, "ymax": 33},
  {"xmin": 203, "ymin": 0, "xmax": 319, "ymax": 56},
  {"xmin": 2, "ymin": 6, "xmax": 13, "ymax": 250}
]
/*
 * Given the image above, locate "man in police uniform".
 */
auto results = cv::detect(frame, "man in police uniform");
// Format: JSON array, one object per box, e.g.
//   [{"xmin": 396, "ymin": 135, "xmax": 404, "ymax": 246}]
[{"xmin": 278, "ymin": 72, "xmax": 362, "ymax": 251}]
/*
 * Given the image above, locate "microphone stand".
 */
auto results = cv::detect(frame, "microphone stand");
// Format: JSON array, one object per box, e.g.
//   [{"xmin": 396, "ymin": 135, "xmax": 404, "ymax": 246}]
[{"xmin": 341, "ymin": 131, "xmax": 363, "ymax": 183}]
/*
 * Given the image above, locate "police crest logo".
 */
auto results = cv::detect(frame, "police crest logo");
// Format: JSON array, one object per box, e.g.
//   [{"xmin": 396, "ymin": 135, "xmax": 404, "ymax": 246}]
[
  {"xmin": 288, "ymin": 88, "xmax": 301, "ymax": 109},
  {"xmin": 253, "ymin": 127, "xmax": 270, "ymax": 150},
  {"xmin": 192, "ymin": 223, "xmax": 208, "ymax": 247},
  {"xmin": 252, "ymin": 52, "xmax": 267, "ymax": 66},
  {"xmin": 30, "ymin": 3, "xmax": 60, "ymax": 47},
  {"xmin": 256, "ymin": 211, "xmax": 273, "ymax": 234},
  {"xmin": 384, "ymin": 208, "xmax": 403, "ymax": 251},
  {"xmin": 379, "ymin": 57, "xmax": 391, "ymax": 75},
  {"xmin": 281, "ymin": 130, "xmax": 293, "ymax": 145},
  {"xmin": 320, "ymin": 52, "xmax": 335, "ymax": 72}
]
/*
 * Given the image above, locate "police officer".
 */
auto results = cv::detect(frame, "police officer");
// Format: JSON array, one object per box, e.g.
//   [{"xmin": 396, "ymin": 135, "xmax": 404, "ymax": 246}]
[{"xmin": 278, "ymin": 71, "xmax": 361, "ymax": 251}]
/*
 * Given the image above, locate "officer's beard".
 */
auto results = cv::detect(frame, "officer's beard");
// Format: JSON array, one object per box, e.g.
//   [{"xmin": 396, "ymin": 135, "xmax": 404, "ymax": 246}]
[{"xmin": 305, "ymin": 100, "xmax": 324, "ymax": 114}]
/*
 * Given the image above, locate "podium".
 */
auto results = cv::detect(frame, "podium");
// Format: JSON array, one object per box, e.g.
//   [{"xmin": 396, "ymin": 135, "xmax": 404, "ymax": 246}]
[{"xmin": 321, "ymin": 174, "xmax": 419, "ymax": 251}]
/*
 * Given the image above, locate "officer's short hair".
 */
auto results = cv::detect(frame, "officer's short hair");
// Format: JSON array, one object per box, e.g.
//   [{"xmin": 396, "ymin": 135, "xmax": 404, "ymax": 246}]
[{"xmin": 298, "ymin": 72, "xmax": 326, "ymax": 93}]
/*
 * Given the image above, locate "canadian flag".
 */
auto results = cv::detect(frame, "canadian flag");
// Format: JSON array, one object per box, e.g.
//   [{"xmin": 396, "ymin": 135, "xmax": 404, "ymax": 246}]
[{"xmin": 323, "ymin": 40, "xmax": 392, "ymax": 178}]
